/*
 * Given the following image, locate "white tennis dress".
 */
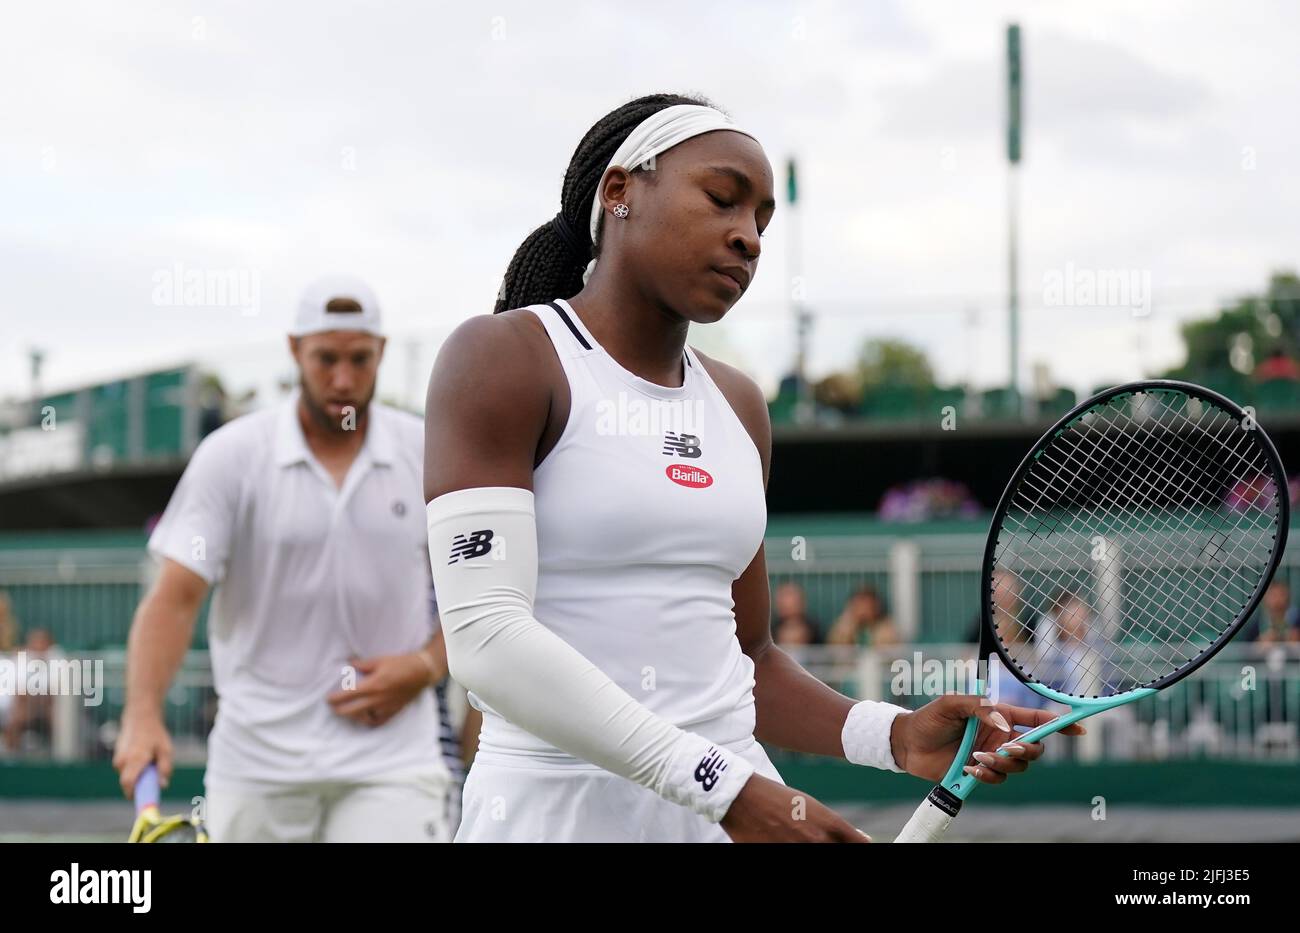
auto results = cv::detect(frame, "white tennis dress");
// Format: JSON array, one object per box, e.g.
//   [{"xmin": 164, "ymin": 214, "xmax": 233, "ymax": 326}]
[{"xmin": 455, "ymin": 298, "xmax": 783, "ymax": 843}]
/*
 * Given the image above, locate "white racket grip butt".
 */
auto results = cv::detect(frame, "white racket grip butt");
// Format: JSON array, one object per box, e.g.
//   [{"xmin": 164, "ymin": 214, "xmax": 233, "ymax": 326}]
[{"xmin": 894, "ymin": 785, "xmax": 962, "ymax": 843}]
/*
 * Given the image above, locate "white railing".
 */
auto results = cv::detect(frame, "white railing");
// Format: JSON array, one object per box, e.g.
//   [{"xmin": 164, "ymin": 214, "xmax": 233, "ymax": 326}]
[
  {"xmin": 1, "ymin": 530, "xmax": 1297, "ymax": 763},
  {"xmin": 781, "ymin": 642, "xmax": 1300, "ymax": 762},
  {"xmin": 2, "ymin": 642, "xmax": 1295, "ymax": 764}
]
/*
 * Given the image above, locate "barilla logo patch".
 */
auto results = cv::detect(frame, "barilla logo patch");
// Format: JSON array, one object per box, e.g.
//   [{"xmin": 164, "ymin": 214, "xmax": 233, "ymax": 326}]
[{"xmin": 666, "ymin": 465, "xmax": 713, "ymax": 488}]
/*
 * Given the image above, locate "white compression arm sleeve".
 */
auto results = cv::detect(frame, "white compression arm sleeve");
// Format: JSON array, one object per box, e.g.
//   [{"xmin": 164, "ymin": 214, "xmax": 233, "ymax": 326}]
[{"xmin": 426, "ymin": 486, "xmax": 755, "ymax": 822}]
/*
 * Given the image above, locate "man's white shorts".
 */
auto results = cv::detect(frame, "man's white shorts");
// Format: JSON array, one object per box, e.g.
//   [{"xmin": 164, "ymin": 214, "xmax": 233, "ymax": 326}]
[
  {"xmin": 455, "ymin": 737, "xmax": 783, "ymax": 843},
  {"xmin": 205, "ymin": 767, "xmax": 455, "ymax": 843}
]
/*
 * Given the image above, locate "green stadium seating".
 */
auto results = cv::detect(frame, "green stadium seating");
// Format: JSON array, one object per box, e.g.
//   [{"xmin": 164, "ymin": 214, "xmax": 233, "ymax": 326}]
[
  {"xmin": 931, "ymin": 387, "xmax": 967, "ymax": 420},
  {"xmin": 979, "ymin": 387, "xmax": 1020, "ymax": 420},
  {"xmin": 1254, "ymin": 379, "xmax": 1300, "ymax": 415},
  {"xmin": 860, "ymin": 384, "xmax": 926, "ymax": 421},
  {"xmin": 768, "ymin": 395, "xmax": 798, "ymax": 425},
  {"xmin": 1035, "ymin": 387, "xmax": 1077, "ymax": 420}
]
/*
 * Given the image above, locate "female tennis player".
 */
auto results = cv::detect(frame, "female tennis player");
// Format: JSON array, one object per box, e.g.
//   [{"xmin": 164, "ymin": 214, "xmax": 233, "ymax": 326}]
[{"xmin": 424, "ymin": 93, "xmax": 1080, "ymax": 842}]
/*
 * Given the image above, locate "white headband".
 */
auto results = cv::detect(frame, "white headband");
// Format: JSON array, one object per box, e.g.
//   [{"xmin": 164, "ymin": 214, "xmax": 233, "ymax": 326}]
[{"xmin": 582, "ymin": 103, "xmax": 757, "ymax": 284}]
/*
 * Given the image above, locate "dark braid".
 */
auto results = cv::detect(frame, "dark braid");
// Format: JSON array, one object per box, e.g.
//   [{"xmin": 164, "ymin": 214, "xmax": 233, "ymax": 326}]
[{"xmin": 493, "ymin": 92, "xmax": 723, "ymax": 314}]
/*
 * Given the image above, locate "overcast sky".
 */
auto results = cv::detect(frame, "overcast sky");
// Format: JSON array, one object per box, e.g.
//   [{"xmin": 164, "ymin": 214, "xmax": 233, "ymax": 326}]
[{"xmin": 3, "ymin": 0, "xmax": 1297, "ymax": 408}]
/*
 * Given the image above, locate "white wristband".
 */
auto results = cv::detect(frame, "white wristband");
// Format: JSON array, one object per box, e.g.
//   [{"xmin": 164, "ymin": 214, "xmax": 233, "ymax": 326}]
[
  {"xmin": 659, "ymin": 735, "xmax": 756, "ymax": 823},
  {"xmin": 842, "ymin": 700, "xmax": 908, "ymax": 772}
]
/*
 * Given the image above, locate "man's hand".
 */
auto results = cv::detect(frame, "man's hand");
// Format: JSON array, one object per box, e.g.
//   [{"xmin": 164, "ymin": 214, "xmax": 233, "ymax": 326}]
[
  {"xmin": 889, "ymin": 695, "xmax": 1086, "ymax": 784},
  {"xmin": 113, "ymin": 710, "xmax": 174, "ymax": 798},
  {"xmin": 326, "ymin": 653, "xmax": 432, "ymax": 727}
]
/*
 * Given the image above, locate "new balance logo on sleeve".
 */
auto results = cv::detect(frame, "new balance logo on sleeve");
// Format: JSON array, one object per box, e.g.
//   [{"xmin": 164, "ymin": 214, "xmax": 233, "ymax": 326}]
[
  {"xmin": 693, "ymin": 746, "xmax": 728, "ymax": 792},
  {"xmin": 662, "ymin": 432, "xmax": 703, "ymax": 458},
  {"xmin": 447, "ymin": 530, "xmax": 494, "ymax": 563}
]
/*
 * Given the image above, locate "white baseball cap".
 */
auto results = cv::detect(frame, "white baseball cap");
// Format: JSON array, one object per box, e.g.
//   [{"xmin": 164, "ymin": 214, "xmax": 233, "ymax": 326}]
[{"xmin": 290, "ymin": 275, "xmax": 383, "ymax": 337}]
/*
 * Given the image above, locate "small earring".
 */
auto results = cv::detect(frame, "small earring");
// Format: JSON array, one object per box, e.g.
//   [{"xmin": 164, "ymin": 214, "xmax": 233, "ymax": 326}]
[{"xmin": 613, "ymin": 203, "xmax": 629, "ymax": 219}]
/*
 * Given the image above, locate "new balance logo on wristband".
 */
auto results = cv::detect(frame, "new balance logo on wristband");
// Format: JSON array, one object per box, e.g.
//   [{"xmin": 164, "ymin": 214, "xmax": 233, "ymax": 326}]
[
  {"xmin": 447, "ymin": 530, "xmax": 494, "ymax": 563},
  {"xmin": 694, "ymin": 746, "xmax": 728, "ymax": 792},
  {"xmin": 662, "ymin": 432, "xmax": 703, "ymax": 458}
]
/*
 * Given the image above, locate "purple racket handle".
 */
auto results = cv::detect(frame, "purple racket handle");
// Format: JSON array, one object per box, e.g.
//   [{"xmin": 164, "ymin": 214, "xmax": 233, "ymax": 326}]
[{"xmin": 134, "ymin": 763, "xmax": 161, "ymax": 814}]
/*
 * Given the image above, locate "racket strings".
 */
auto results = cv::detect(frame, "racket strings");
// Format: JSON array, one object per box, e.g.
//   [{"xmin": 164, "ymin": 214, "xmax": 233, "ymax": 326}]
[
  {"xmin": 1030, "ymin": 403, "xmax": 1261, "ymax": 673},
  {"xmin": 1075, "ymin": 401, "xmax": 1273, "ymax": 654},
  {"xmin": 1001, "ymin": 443, "xmax": 1234, "ymax": 692},
  {"xmin": 1012, "ymin": 403, "xmax": 1268, "ymax": 690},
  {"xmin": 1082, "ymin": 398, "xmax": 1275, "ymax": 646},
  {"xmin": 1019, "ymin": 434, "xmax": 1253, "ymax": 696},
  {"xmin": 1021, "ymin": 402, "xmax": 1273, "ymax": 690},
  {"xmin": 991, "ymin": 389, "xmax": 1280, "ymax": 697}
]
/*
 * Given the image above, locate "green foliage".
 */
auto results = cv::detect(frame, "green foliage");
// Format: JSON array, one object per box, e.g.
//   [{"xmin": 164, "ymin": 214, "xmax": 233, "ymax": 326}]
[
  {"xmin": 1162, "ymin": 271, "xmax": 1300, "ymax": 381},
  {"xmin": 856, "ymin": 338, "xmax": 937, "ymax": 391}
]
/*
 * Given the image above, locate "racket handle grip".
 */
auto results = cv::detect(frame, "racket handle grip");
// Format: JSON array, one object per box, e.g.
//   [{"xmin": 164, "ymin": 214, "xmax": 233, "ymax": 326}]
[
  {"xmin": 894, "ymin": 785, "xmax": 962, "ymax": 843},
  {"xmin": 134, "ymin": 763, "xmax": 161, "ymax": 813}
]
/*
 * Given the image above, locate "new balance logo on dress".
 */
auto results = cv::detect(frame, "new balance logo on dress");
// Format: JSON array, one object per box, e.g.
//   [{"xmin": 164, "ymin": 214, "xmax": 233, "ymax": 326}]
[
  {"xmin": 662, "ymin": 432, "xmax": 703, "ymax": 458},
  {"xmin": 694, "ymin": 746, "xmax": 728, "ymax": 792},
  {"xmin": 447, "ymin": 530, "xmax": 494, "ymax": 563}
]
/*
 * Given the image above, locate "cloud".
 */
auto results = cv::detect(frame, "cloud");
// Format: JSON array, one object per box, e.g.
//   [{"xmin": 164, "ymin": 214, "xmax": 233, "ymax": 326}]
[
  {"xmin": 878, "ymin": 30, "xmax": 1209, "ymax": 145},
  {"xmin": 1, "ymin": 1, "xmax": 1297, "ymax": 404}
]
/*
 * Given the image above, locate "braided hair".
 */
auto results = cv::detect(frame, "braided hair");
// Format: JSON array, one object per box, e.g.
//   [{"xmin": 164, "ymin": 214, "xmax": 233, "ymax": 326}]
[{"xmin": 493, "ymin": 92, "xmax": 724, "ymax": 314}]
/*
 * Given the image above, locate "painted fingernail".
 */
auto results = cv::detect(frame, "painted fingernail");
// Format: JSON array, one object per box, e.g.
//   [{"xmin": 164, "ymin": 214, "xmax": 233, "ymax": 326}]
[
  {"xmin": 962, "ymin": 765, "xmax": 981, "ymax": 777},
  {"xmin": 990, "ymin": 712, "xmax": 1012, "ymax": 732},
  {"xmin": 973, "ymin": 752, "xmax": 997, "ymax": 766},
  {"xmin": 999, "ymin": 743, "xmax": 1026, "ymax": 757}
]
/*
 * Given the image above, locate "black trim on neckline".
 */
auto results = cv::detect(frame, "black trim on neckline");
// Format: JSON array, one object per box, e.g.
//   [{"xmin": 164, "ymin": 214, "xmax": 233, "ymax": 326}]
[
  {"xmin": 547, "ymin": 301, "xmax": 592, "ymax": 351},
  {"xmin": 683, "ymin": 351, "xmax": 693, "ymax": 368}
]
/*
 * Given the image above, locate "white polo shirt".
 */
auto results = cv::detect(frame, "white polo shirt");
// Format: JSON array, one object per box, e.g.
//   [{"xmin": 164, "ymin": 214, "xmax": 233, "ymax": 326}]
[{"xmin": 148, "ymin": 391, "xmax": 447, "ymax": 786}]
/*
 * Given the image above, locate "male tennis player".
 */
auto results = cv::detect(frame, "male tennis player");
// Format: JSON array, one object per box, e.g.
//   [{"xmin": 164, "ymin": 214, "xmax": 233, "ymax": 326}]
[{"xmin": 114, "ymin": 276, "xmax": 455, "ymax": 842}]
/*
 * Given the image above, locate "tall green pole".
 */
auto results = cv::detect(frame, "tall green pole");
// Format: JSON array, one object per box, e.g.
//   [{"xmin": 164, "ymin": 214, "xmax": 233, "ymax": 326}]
[
  {"xmin": 1007, "ymin": 24, "xmax": 1022, "ymax": 416},
  {"xmin": 787, "ymin": 157, "xmax": 812, "ymax": 423}
]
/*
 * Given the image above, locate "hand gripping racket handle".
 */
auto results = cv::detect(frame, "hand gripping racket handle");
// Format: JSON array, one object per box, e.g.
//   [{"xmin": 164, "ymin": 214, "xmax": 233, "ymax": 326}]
[
  {"xmin": 894, "ymin": 785, "xmax": 963, "ymax": 843},
  {"xmin": 134, "ymin": 763, "xmax": 162, "ymax": 815}
]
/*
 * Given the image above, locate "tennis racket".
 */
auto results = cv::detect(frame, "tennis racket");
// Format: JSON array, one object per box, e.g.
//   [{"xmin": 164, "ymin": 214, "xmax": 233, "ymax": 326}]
[
  {"xmin": 894, "ymin": 380, "xmax": 1288, "ymax": 842},
  {"xmin": 129, "ymin": 763, "xmax": 209, "ymax": 843}
]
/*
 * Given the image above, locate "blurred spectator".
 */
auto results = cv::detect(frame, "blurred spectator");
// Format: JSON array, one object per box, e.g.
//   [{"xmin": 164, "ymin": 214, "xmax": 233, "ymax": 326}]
[
  {"xmin": 0, "ymin": 593, "xmax": 16, "ymax": 748},
  {"xmin": 812, "ymin": 372, "xmax": 861, "ymax": 415},
  {"xmin": 3, "ymin": 627, "xmax": 57, "ymax": 753},
  {"xmin": 967, "ymin": 571, "xmax": 1050, "ymax": 709},
  {"xmin": 1225, "ymin": 472, "xmax": 1277, "ymax": 513},
  {"xmin": 0, "ymin": 592, "xmax": 16, "ymax": 651},
  {"xmin": 1244, "ymin": 580, "xmax": 1300, "ymax": 643},
  {"xmin": 968, "ymin": 568, "xmax": 1038, "ymax": 644},
  {"xmin": 771, "ymin": 581, "xmax": 821, "ymax": 646},
  {"xmin": 879, "ymin": 477, "xmax": 981, "ymax": 523},
  {"xmin": 1253, "ymin": 348, "xmax": 1300, "ymax": 382},
  {"xmin": 828, "ymin": 586, "xmax": 899, "ymax": 648},
  {"xmin": 1033, "ymin": 590, "xmax": 1109, "ymax": 696},
  {"xmin": 198, "ymin": 375, "xmax": 228, "ymax": 438},
  {"xmin": 774, "ymin": 615, "xmax": 819, "ymax": 648}
]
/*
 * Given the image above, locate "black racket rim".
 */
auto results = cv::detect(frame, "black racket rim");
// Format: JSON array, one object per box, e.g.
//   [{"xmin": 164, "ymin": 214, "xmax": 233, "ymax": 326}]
[{"xmin": 979, "ymin": 378, "xmax": 1290, "ymax": 696}]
